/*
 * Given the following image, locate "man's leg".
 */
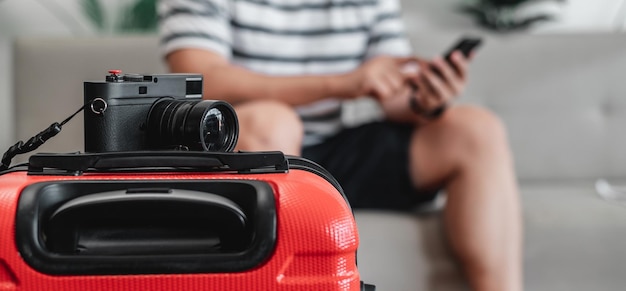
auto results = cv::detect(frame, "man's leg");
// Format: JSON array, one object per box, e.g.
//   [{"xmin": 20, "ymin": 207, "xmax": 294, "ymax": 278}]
[
  {"xmin": 409, "ymin": 105, "xmax": 523, "ymax": 291},
  {"xmin": 233, "ymin": 100, "xmax": 303, "ymax": 156}
]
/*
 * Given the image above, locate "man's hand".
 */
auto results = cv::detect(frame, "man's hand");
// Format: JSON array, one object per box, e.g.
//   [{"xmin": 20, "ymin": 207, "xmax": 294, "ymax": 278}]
[
  {"xmin": 347, "ymin": 56, "xmax": 417, "ymax": 101},
  {"xmin": 379, "ymin": 51, "xmax": 473, "ymax": 124},
  {"xmin": 409, "ymin": 51, "xmax": 469, "ymax": 116}
]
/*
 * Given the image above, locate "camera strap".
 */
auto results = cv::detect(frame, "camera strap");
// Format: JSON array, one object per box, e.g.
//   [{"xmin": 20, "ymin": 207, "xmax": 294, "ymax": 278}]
[{"xmin": 0, "ymin": 100, "xmax": 95, "ymax": 171}]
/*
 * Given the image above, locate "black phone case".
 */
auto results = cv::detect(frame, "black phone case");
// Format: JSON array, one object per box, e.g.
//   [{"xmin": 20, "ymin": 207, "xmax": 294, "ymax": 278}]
[{"xmin": 444, "ymin": 37, "xmax": 483, "ymax": 61}]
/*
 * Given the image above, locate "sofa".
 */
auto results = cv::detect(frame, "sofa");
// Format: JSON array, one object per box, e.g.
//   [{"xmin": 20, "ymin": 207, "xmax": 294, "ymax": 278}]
[{"xmin": 9, "ymin": 32, "xmax": 626, "ymax": 290}]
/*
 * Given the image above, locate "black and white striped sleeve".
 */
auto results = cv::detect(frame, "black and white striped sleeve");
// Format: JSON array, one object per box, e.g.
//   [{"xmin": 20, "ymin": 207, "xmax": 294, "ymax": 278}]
[
  {"xmin": 365, "ymin": 0, "xmax": 413, "ymax": 59},
  {"xmin": 158, "ymin": 0, "xmax": 233, "ymax": 59}
]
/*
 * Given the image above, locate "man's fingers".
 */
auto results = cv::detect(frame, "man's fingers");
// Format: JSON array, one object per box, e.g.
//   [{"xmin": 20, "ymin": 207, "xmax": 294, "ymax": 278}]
[
  {"xmin": 371, "ymin": 78, "xmax": 393, "ymax": 101},
  {"xmin": 395, "ymin": 56, "xmax": 419, "ymax": 65},
  {"xmin": 414, "ymin": 75, "xmax": 440, "ymax": 110},
  {"xmin": 417, "ymin": 76, "xmax": 443, "ymax": 110},
  {"xmin": 449, "ymin": 51, "xmax": 469, "ymax": 81},
  {"xmin": 421, "ymin": 67, "xmax": 452, "ymax": 102},
  {"xmin": 405, "ymin": 52, "xmax": 471, "ymax": 113},
  {"xmin": 431, "ymin": 57, "xmax": 464, "ymax": 96},
  {"xmin": 372, "ymin": 62, "xmax": 404, "ymax": 99},
  {"xmin": 383, "ymin": 73, "xmax": 404, "ymax": 97},
  {"xmin": 431, "ymin": 57, "xmax": 457, "ymax": 85}
]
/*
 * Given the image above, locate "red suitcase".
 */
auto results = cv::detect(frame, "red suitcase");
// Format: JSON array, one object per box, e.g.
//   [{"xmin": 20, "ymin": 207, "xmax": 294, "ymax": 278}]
[{"xmin": 0, "ymin": 151, "xmax": 374, "ymax": 291}]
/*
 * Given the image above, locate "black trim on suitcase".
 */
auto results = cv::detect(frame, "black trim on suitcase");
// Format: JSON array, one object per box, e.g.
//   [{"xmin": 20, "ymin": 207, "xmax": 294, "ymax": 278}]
[
  {"xmin": 27, "ymin": 151, "xmax": 289, "ymax": 175},
  {"xmin": 16, "ymin": 180, "xmax": 276, "ymax": 275}
]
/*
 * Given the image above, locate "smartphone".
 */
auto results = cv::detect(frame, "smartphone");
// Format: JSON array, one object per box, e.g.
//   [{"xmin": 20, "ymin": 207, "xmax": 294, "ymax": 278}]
[
  {"xmin": 433, "ymin": 37, "xmax": 482, "ymax": 77},
  {"xmin": 444, "ymin": 37, "xmax": 482, "ymax": 62}
]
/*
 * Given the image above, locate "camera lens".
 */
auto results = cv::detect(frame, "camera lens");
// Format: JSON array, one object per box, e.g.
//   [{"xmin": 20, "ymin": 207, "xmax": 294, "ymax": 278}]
[
  {"xmin": 201, "ymin": 107, "xmax": 229, "ymax": 152},
  {"xmin": 147, "ymin": 98, "xmax": 239, "ymax": 152}
]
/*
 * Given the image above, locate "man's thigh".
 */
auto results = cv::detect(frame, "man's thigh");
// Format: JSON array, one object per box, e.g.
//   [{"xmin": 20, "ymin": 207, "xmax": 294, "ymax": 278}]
[
  {"xmin": 233, "ymin": 100, "xmax": 303, "ymax": 155},
  {"xmin": 302, "ymin": 122, "xmax": 437, "ymax": 211}
]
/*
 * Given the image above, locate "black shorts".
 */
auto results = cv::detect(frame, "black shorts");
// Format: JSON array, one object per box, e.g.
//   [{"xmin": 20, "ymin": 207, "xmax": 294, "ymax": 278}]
[{"xmin": 302, "ymin": 122, "xmax": 438, "ymax": 211}]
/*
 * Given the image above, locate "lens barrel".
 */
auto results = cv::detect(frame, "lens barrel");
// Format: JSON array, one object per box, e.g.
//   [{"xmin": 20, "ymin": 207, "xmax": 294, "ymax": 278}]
[{"xmin": 146, "ymin": 98, "xmax": 239, "ymax": 152}]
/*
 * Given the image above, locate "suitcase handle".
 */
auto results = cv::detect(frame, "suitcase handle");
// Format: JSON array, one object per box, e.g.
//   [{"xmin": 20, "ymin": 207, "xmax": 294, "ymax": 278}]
[
  {"xmin": 16, "ymin": 180, "xmax": 277, "ymax": 275},
  {"xmin": 27, "ymin": 150, "xmax": 288, "ymax": 174},
  {"xmin": 45, "ymin": 188, "xmax": 249, "ymax": 255}
]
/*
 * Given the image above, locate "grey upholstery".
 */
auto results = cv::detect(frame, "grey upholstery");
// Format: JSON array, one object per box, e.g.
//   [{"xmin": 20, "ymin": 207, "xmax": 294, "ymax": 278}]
[
  {"xmin": 465, "ymin": 34, "xmax": 626, "ymax": 181},
  {"xmin": 11, "ymin": 33, "xmax": 626, "ymax": 290}
]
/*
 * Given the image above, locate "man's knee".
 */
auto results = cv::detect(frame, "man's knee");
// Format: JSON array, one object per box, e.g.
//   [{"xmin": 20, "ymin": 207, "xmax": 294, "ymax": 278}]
[
  {"xmin": 408, "ymin": 105, "xmax": 512, "ymax": 188},
  {"xmin": 448, "ymin": 105, "xmax": 506, "ymax": 141},
  {"xmin": 234, "ymin": 100, "xmax": 303, "ymax": 153},
  {"xmin": 423, "ymin": 105, "xmax": 509, "ymax": 156}
]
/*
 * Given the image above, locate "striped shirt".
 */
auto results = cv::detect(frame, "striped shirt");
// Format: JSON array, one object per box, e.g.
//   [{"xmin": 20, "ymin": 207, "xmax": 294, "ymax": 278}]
[{"xmin": 159, "ymin": 0, "xmax": 413, "ymax": 145}]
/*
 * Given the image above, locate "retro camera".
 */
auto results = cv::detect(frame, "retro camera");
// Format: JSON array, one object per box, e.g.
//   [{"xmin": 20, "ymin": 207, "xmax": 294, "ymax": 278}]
[{"xmin": 84, "ymin": 70, "xmax": 238, "ymax": 153}]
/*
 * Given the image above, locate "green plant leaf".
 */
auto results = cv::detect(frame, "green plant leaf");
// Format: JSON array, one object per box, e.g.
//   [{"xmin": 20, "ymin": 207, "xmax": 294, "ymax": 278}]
[
  {"xmin": 81, "ymin": 0, "xmax": 105, "ymax": 30},
  {"xmin": 480, "ymin": 0, "xmax": 529, "ymax": 7},
  {"xmin": 118, "ymin": 0, "xmax": 157, "ymax": 33}
]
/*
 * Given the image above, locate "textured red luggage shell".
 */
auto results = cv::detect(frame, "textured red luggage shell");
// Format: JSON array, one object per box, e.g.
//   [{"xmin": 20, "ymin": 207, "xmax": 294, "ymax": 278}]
[{"xmin": 0, "ymin": 169, "xmax": 360, "ymax": 291}]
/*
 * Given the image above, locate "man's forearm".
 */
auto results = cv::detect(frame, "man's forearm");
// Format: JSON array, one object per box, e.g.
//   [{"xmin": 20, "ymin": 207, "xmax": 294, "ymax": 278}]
[
  {"xmin": 201, "ymin": 64, "xmax": 357, "ymax": 106},
  {"xmin": 167, "ymin": 49, "xmax": 357, "ymax": 106}
]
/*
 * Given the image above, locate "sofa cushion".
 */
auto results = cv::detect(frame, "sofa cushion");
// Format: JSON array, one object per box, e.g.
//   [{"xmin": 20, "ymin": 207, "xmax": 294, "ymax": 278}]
[{"xmin": 356, "ymin": 181, "xmax": 626, "ymax": 291}]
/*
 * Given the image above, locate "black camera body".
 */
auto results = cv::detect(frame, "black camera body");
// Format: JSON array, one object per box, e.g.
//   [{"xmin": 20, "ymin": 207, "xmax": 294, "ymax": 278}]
[{"xmin": 84, "ymin": 71, "xmax": 238, "ymax": 153}]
